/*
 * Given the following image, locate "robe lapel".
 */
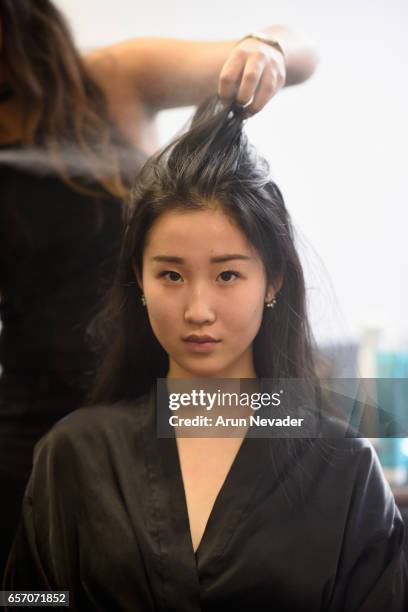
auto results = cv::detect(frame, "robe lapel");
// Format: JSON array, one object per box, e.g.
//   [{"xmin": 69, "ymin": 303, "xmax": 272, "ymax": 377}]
[
  {"xmin": 142, "ymin": 389, "xmax": 272, "ymax": 604},
  {"xmin": 141, "ymin": 390, "xmax": 202, "ymax": 611}
]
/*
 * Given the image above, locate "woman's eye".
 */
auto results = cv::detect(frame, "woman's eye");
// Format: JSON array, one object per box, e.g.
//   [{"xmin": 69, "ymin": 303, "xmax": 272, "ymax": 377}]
[
  {"xmin": 218, "ymin": 271, "xmax": 240, "ymax": 283},
  {"xmin": 160, "ymin": 270, "xmax": 183, "ymax": 282}
]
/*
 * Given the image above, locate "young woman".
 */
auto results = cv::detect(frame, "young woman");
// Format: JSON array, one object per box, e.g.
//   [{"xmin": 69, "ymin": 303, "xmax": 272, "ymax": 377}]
[
  {"xmin": 4, "ymin": 97, "xmax": 407, "ymax": 610},
  {"xmin": 0, "ymin": 0, "xmax": 319, "ymax": 573}
]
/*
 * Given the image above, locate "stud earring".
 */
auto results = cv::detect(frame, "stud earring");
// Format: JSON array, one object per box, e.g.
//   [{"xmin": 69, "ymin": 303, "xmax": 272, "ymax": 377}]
[
  {"xmin": 141, "ymin": 294, "xmax": 146, "ymax": 306},
  {"xmin": 266, "ymin": 297, "xmax": 277, "ymax": 309}
]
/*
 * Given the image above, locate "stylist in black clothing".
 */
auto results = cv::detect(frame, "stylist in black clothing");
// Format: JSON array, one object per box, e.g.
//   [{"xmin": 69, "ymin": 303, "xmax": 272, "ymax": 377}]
[{"xmin": 0, "ymin": 0, "xmax": 318, "ymax": 576}]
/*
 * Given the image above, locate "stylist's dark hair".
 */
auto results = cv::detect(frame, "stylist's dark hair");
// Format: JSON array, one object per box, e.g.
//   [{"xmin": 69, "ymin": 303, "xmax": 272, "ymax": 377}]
[
  {"xmin": 0, "ymin": 0, "xmax": 134, "ymax": 196},
  {"xmin": 90, "ymin": 95, "xmax": 318, "ymax": 404}
]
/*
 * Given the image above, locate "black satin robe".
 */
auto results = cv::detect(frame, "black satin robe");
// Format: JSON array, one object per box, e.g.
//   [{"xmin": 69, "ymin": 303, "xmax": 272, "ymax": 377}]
[{"xmin": 3, "ymin": 390, "xmax": 407, "ymax": 611}]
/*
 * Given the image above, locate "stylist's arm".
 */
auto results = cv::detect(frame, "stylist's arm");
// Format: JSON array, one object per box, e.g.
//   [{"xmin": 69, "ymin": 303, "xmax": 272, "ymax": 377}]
[{"xmin": 84, "ymin": 24, "xmax": 318, "ymax": 150}]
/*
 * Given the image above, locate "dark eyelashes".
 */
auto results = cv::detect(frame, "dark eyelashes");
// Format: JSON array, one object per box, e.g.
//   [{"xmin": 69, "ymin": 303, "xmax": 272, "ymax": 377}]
[
  {"xmin": 158, "ymin": 270, "xmax": 182, "ymax": 281},
  {"xmin": 157, "ymin": 270, "xmax": 242, "ymax": 282},
  {"xmin": 218, "ymin": 271, "xmax": 240, "ymax": 281}
]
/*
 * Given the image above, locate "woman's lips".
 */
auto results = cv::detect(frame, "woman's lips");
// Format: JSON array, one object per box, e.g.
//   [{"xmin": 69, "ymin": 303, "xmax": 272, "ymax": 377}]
[{"xmin": 183, "ymin": 335, "xmax": 221, "ymax": 353}]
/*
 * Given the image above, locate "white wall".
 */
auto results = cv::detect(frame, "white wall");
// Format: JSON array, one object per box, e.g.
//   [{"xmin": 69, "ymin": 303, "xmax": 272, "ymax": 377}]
[{"xmin": 55, "ymin": 0, "xmax": 408, "ymax": 348}]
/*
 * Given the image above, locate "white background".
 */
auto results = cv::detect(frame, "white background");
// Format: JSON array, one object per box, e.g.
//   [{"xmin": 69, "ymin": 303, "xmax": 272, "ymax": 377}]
[{"xmin": 55, "ymin": 0, "xmax": 408, "ymax": 349}]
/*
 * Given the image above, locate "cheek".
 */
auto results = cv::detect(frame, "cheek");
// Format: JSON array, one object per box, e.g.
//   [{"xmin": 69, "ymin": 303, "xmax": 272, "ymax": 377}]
[
  {"xmin": 147, "ymin": 302, "xmax": 174, "ymax": 333},
  {"xmin": 144, "ymin": 287, "xmax": 181, "ymax": 343},
  {"xmin": 223, "ymin": 291, "xmax": 265, "ymax": 334}
]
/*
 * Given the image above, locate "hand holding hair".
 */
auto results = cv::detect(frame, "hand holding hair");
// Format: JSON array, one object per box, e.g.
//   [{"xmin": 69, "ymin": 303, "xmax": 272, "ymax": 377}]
[
  {"xmin": 218, "ymin": 25, "xmax": 319, "ymax": 115},
  {"xmin": 218, "ymin": 35, "xmax": 286, "ymax": 115}
]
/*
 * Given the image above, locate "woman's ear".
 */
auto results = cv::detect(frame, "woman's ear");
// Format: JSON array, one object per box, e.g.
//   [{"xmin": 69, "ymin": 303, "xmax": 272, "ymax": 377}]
[
  {"xmin": 131, "ymin": 259, "xmax": 143, "ymax": 291},
  {"xmin": 265, "ymin": 275, "xmax": 283, "ymax": 304}
]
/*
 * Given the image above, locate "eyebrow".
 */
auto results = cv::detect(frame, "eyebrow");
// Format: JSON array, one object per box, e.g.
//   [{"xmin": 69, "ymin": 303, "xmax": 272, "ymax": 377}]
[{"xmin": 151, "ymin": 254, "xmax": 253, "ymax": 264}]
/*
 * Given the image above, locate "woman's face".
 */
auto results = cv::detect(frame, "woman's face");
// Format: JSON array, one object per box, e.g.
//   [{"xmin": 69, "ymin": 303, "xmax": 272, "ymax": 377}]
[{"xmin": 140, "ymin": 206, "xmax": 276, "ymax": 379}]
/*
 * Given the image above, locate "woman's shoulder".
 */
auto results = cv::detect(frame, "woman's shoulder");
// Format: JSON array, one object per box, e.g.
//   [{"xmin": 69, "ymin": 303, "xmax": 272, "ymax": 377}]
[
  {"xmin": 315, "ymin": 414, "xmax": 387, "ymax": 477},
  {"xmin": 34, "ymin": 395, "xmax": 152, "ymax": 460},
  {"xmin": 310, "ymin": 416, "xmax": 397, "ymax": 519}
]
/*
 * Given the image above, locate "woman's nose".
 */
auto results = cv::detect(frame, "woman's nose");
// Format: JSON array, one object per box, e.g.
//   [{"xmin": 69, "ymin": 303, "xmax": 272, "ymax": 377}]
[{"xmin": 184, "ymin": 287, "xmax": 216, "ymax": 325}]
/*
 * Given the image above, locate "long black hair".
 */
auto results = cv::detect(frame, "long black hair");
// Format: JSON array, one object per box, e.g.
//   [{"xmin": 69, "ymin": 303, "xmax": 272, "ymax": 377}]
[{"xmin": 89, "ymin": 96, "xmax": 318, "ymax": 404}]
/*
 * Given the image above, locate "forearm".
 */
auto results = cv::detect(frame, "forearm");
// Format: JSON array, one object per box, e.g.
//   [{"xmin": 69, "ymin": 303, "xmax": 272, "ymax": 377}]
[
  {"xmin": 107, "ymin": 38, "xmax": 232, "ymax": 111},
  {"xmin": 105, "ymin": 27, "xmax": 318, "ymax": 112}
]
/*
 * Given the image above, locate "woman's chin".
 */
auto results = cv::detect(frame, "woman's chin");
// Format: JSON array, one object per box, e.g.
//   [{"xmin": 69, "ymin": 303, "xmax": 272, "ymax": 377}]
[{"xmin": 171, "ymin": 359, "xmax": 226, "ymax": 379}]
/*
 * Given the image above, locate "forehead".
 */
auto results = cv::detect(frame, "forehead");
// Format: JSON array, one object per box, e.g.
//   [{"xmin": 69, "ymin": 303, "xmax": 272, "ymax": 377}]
[{"xmin": 145, "ymin": 207, "xmax": 255, "ymax": 256}]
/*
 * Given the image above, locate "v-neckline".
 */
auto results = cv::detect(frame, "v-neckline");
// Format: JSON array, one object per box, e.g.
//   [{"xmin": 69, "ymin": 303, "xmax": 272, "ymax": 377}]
[
  {"xmin": 174, "ymin": 433, "xmax": 250, "ymax": 561},
  {"xmin": 158, "ymin": 410, "xmax": 269, "ymax": 570},
  {"xmin": 136, "ymin": 389, "xmax": 323, "ymax": 610},
  {"xmin": 139, "ymin": 389, "xmax": 290, "ymax": 610}
]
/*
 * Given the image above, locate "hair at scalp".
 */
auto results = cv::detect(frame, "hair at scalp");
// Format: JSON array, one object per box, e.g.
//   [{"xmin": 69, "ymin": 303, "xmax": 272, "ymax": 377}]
[{"xmin": 89, "ymin": 96, "xmax": 318, "ymax": 404}]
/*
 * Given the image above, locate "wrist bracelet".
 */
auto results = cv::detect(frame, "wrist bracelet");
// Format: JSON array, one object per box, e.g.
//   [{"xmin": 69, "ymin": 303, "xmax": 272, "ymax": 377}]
[{"xmin": 238, "ymin": 32, "xmax": 286, "ymax": 62}]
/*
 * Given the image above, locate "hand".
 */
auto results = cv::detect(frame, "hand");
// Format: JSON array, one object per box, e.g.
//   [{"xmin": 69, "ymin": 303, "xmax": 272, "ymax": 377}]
[{"xmin": 218, "ymin": 37, "xmax": 286, "ymax": 115}]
